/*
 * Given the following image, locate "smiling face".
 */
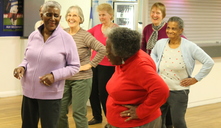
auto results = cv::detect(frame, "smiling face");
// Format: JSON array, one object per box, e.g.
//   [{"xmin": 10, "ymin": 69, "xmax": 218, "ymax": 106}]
[
  {"xmin": 150, "ymin": 7, "xmax": 163, "ymax": 26},
  {"xmin": 41, "ymin": 7, "xmax": 61, "ymax": 32},
  {"xmin": 98, "ymin": 10, "xmax": 112, "ymax": 24},
  {"xmin": 66, "ymin": 8, "xmax": 81, "ymax": 28},
  {"xmin": 166, "ymin": 21, "xmax": 183, "ymax": 40}
]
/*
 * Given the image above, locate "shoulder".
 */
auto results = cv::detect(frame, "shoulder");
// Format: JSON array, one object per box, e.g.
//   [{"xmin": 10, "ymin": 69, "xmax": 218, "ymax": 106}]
[
  {"xmin": 181, "ymin": 38, "xmax": 197, "ymax": 47},
  {"xmin": 28, "ymin": 30, "xmax": 39, "ymax": 39},
  {"xmin": 57, "ymin": 28, "xmax": 74, "ymax": 42},
  {"xmin": 142, "ymin": 24, "xmax": 153, "ymax": 34},
  {"xmin": 154, "ymin": 38, "xmax": 168, "ymax": 49},
  {"xmin": 60, "ymin": 29, "xmax": 71, "ymax": 37},
  {"xmin": 112, "ymin": 23, "xmax": 119, "ymax": 28},
  {"xmin": 181, "ymin": 38, "xmax": 201, "ymax": 54},
  {"xmin": 79, "ymin": 28, "xmax": 87, "ymax": 33},
  {"xmin": 75, "ymin": 29, "xmax": 94, "ymax": 41},
  {"xmin": 134, "ymin": 50, "xmax": 155, "ymax": 65},
  {"xmin": 134, "ymin": 50, "xmax": 156, "ymax": 71},
  {"xmin": 78, "ymin": 28, "xmax": 92, "ymax": 37},
  {"xmin": 88, "ymin": 24, "xmax": 102, "ymax": 33},
  {"xmin": 27, "ymin": 30, "xmax": 42, "ymax": 44},
  {"xmin": 157, "ymin": 38, "xmax": 168, "ymax": 44},
  {"xmin": 93, "ymin": 24, "xmax": 102, "ymax": 28},
  {"xmin": 143, "ymin": 24, "xmax": 152, "ymax": 29}
]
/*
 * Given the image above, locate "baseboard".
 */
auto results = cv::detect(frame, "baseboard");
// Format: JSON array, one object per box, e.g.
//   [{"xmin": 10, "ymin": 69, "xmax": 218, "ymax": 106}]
[
  {"xmin": 188, "ymin": 97, "xmax": 221, "ymax": 108},
  {"xmin": 0, "ymin": 90, "xmax": 22, "ymax": 97},
  {"xmin": 1, "ymin": 91, "xmax": 220, "ymax": 109}
]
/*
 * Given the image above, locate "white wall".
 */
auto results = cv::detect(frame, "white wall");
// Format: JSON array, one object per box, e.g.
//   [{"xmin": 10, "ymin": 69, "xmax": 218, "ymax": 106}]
[
  {"xmin": 188, "ymin": 58, "xmax": 221, "ymax": 107},
  {"xmin": 0, "ymin": 0, "xmax": 92, "ymax": 97},
  {"xmin": 0, "ymin": 37, "xmax": 24, "ymax": 97}
]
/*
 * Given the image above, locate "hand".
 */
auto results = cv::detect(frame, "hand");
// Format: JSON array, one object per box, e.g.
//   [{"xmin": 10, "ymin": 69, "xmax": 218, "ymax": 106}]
[
  {"xmin": 79, "ymin": 64, "xmax": 92, "ymax": 71},
  {"xmin": 120, "ymin": 105, "xmax": 139, "ymax": 122},
  {"xmin": 13, "ymin": 67, "xmax": 25, "ymax": 80},
  {"xmin": 39, "ymin": 73, "xmax": 54, "ymax": 86},
  {"xmin": 180, "ymin": 78, "xmax": 198, "ymax": 87}
]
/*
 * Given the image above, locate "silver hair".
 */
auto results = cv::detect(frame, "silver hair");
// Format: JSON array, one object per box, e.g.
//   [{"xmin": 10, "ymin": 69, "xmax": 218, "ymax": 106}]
[
  {"xmin": 41, "ymin": 1, "xmax": 61, "ymax": 13},
  {"xmin": 167, "ymin": 16, "xmax": 184, "ymax": 29},
  {"xmin": 65, "ymin": 6, "xmax": 84, "ymax": 24}
]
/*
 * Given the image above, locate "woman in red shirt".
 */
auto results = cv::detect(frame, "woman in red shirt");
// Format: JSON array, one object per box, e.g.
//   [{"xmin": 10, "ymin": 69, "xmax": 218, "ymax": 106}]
[{"xmin": 105, "ymin": 27, "xmax": 169, "ymax": 128}]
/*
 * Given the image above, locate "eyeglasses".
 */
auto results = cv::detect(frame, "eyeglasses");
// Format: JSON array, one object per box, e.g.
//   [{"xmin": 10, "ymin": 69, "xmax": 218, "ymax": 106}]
[{"xmin": 43, "ymin": 13, "xmax": 60, "ymax": 18}]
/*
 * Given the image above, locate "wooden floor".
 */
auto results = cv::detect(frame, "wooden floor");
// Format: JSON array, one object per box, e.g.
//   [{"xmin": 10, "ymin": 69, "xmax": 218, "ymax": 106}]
[{"xmin": 0, "ymin": 96, "xmax": 221, "ymax": 128}]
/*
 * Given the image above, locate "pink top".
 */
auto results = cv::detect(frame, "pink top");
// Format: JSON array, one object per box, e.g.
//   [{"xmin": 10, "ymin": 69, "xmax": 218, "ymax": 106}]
[{"xmin": 88, "ymin": 24, "xmax": 117, "ymax": 66}]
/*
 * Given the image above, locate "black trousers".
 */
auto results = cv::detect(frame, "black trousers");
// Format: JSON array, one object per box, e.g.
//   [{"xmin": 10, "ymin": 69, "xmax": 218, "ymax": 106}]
[
  {"xmin": 89, "ymin": 65, "xmax": 115, "ymax": 120},
  {"xmin": 21, "ymin": 96, "xmax": 61, "ymax": 128}
]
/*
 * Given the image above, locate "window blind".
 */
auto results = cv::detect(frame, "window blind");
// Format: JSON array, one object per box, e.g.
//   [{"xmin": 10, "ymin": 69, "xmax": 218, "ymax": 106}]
[{"xmin": 145, "ymin": 0, "xmax": 221, "ymax": 44}]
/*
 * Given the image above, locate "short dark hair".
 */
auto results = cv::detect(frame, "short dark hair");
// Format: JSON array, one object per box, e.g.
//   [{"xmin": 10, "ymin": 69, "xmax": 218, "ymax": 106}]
[{"xmin": 107, "ymin": 27, "xmax": 141, "ymax": 59}]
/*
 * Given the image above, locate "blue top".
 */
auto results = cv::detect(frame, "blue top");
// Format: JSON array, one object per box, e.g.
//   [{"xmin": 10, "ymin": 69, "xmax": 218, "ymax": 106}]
[{"xmin": 151, "ymin": 37, "xmax": 214, "ymax": 81}]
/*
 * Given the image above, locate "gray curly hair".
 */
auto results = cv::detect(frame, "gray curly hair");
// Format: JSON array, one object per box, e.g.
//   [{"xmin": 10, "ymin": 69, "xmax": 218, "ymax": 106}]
[{"xmin": 107, "ymin": 27, "xmax": 141, "ymax": 59}]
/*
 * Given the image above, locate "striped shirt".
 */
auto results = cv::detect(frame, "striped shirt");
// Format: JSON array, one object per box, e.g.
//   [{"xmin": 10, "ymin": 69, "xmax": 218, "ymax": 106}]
[{"xmin": 65, "ymin": 28, "xmax": 106, "ymax": 80}]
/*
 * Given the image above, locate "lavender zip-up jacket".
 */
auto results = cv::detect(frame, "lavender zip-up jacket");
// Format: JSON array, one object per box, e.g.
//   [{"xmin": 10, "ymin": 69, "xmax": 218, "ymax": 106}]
[{"xmin": 19, "ymin": 25, "xmax": 80, "ymax": 99}]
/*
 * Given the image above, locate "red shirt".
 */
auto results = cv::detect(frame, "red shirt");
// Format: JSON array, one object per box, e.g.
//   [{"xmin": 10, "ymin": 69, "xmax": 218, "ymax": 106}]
[
  {"xmin": 88, "ymin": 24, "xmax": 114, "ymax": 66},
  {"xmin": 106, "ymin": 50, "xmax": 169, "ymax": 127}
]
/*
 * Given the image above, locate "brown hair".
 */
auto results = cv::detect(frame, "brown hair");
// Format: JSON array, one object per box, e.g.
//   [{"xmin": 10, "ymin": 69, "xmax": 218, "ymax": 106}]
[{"xmin": 151, "ymin": 2, "xmax": 166, "ymax": 18}]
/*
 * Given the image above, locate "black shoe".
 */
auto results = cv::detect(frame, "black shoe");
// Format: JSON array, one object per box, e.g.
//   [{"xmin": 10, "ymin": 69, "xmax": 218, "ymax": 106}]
[{"xmin": 88, "ymin": 118, "xmax": 102, "ymax": 125}]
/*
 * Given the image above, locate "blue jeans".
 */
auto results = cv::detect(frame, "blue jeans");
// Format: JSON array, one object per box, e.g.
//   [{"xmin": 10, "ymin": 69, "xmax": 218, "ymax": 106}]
[
  {"xmin": 57, "ymin": 78, "xmax": 92, "ymax": 128},
  {"xmin": 161, "ymin": 90, "xmax": 189, "ymax": 128}
]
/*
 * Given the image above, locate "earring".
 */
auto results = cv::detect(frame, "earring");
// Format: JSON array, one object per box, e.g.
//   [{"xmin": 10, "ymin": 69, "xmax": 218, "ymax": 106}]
[{"xmin": 122, "ymin": 58, "xmax": 125, "ymax": 64}]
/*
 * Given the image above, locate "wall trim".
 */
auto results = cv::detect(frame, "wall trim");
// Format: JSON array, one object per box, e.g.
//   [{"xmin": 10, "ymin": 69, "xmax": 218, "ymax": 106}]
[
  {"xmin": 0, "ymin": 90, "xmax": 22, "ymax": 98},
  {"xmin": 188, "ymin": 97, "xmax": 221, "ymax": 108}
]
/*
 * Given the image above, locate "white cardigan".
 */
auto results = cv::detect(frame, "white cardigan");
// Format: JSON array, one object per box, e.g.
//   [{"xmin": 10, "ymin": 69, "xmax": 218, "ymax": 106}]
[{"xmin": 151, "ymin": 37, "xmax": 214, "ymax": 81}]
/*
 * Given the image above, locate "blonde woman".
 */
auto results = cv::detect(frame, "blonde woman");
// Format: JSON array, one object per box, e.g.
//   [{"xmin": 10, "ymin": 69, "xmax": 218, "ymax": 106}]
[{"xmin": 88, "ymin": 3, "xmax": 118, "ymax": 127}]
